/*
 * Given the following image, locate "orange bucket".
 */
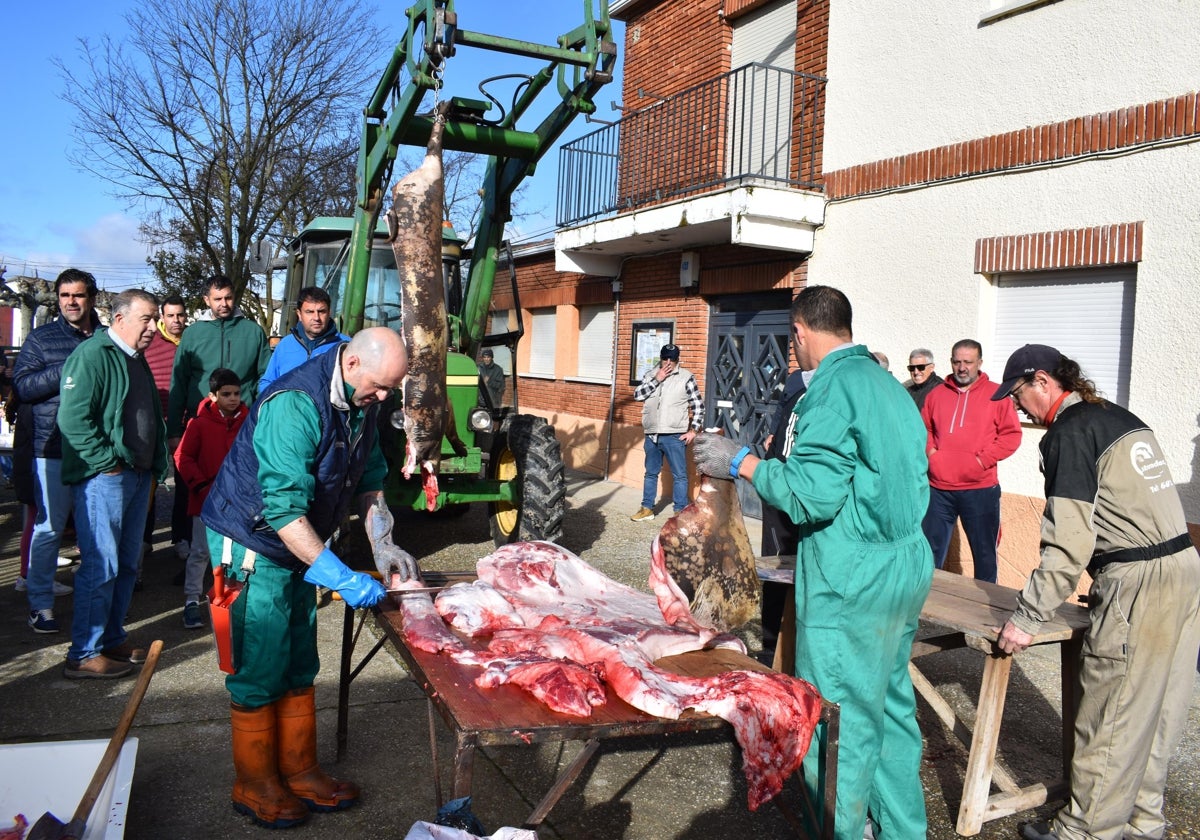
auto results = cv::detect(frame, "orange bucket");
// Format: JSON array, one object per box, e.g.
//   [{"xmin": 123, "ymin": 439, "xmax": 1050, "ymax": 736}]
[{"xmin": 207, "ymin": 566, "xmax": 243, "ymax": 675}]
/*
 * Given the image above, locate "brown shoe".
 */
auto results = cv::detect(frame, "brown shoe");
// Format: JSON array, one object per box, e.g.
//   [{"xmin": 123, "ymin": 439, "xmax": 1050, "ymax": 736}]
[
  {"xmin": 631, "ymin": 507, "xmax": 656, "ymax": 522},
  {"xmin": 102, "ymin": 642, "xmax": 147, "ymax": 664},
  {"xmin": 64, "ymin": 656, "xmax": 134, "ymax": 680}
]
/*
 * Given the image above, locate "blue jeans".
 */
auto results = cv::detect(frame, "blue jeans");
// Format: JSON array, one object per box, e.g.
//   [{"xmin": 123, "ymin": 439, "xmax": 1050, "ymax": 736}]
[
  {"xmin": 922, "ymin": 485, "xmax": 1002, "ymax": 583},
  {"xmin": 642, "ymin": 433, "xmax": 689, "ymax": 513},
  {"xmin": 68, "ymin": 470, "xmax": 152, "ymax": 662},
  {"xmin": 27, "ymin": 458, "xmax": 74, "ymax": 612}
]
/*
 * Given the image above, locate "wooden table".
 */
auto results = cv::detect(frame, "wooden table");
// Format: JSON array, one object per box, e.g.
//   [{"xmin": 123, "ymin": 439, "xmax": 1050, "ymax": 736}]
[
  {"xmin": 758, "ymin": 560, "xmax": 1091, "ymax": 837},
  {"xmin": 335, "ymin": 598, "xmax": 841, "ymax": 836}
]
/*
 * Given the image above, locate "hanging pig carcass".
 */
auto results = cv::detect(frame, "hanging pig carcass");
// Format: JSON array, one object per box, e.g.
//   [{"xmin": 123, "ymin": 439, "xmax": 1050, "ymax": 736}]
[{"xmin": 387, "ymin": 105, "xmax": 450, "ymax": 511}]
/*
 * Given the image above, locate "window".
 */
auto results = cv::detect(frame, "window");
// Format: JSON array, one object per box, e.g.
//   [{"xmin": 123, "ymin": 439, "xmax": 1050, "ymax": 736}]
[
  {"xmin": 486, "ymin": 308, "xmax": 513, "ymax": 375},
  {"xmin": 991, "ymin": 267, "xmax": 1136, "ymax": 406},
  {"xmin": 576, "ymin": 304, "xmax": 615, "ymax": 382},
  {"xmin": 528, "ymin": 308, "xmax": 557, "ymax": 378}
]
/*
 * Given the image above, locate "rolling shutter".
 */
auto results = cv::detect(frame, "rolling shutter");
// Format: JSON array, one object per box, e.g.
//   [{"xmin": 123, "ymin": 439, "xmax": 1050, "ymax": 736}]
[
  {"xmin": 991, "ymin": 267, "xmax": 1136, "ymax": 406},
  {"xmin": 529, "ymin": 308, "xmax": 557, "ymax": 377},
  {"xmin": 577, "ymin": 305, "xmax": 615, "ymax": 381},
  {"xmin": 730, "ymin": 1, "xmax": 797, "ymax": 70}
]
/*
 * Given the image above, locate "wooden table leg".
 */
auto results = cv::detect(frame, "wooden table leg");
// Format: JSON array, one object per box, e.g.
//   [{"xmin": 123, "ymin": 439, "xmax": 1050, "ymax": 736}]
[
  {"xmin": 772, "ymin": 593, "xmax": 796, "ymax": 674},
  {"xmin": 453, "ymin": 732, "xmax": 477, "ymax": 800},
  {"xmin": 956, "ymin": 650, "xmax": 1013, "ymax": 836}
]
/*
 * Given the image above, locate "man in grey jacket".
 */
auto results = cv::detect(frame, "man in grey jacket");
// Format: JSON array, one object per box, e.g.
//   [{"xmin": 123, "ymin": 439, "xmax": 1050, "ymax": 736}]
[{"xmin": 631, "ymin": 343, "xmax": 704, "ymax": 520}]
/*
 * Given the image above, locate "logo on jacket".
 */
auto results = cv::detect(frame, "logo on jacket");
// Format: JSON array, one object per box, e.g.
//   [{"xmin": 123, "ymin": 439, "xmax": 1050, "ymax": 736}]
[
  {"xmin": 1130, "ymin": 441, "xmax": 1167, "ymax": 481},
  {"xmin": 63, "ymin": 376, "xmax": 75, "ymax": 390}
]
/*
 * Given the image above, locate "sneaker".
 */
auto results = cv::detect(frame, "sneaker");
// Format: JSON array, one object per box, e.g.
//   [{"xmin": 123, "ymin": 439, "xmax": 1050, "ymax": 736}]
[
  {"xmin": 101, "ymin": 642, "xmax": 147, "ymax": 664},
  {"xmin": 64, "ymin": 656, "xmax": 133, "ymax": 680},
  {"xmin": 28, "ymin": 609, "xmax": 60, "ymax": 634},
  {"xmin": 182, "ymin": 601, "xmax": 204, "ymax": 630},
  {"xmin": 14, "ymin": 577, "xmax": 73, "ymax": 596},
  {"xmin": 630, "ymin": 507, "xmax": 656, "ymax": 522}
]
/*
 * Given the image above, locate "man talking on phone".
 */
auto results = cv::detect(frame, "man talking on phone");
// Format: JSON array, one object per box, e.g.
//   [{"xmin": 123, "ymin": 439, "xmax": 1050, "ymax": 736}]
[{"xmin": 631, "ymin": 343, "xmax": 704, "ymax": 521}]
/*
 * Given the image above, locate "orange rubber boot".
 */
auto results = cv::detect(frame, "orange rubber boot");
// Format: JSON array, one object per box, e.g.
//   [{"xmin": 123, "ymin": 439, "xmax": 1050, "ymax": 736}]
[
  {"xmin": 230, "ymin": 703, "xmax": 309, "ymax": 829},
  {"xmin": 276, "ymin": 687, "xmax": 360, "ymax": 812}
]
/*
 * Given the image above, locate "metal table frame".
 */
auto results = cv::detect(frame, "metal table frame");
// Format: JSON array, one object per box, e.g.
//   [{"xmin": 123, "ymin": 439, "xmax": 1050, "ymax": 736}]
[{"xmin": 335, "ymin": 600, "xmax": 840, "ymax": 837}]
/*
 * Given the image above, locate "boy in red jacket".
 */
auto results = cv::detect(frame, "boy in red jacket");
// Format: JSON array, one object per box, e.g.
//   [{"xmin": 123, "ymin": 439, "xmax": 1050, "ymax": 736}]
[{"xmin": 175, "ymin": 368, "xmax": 248, "ymax": 628}]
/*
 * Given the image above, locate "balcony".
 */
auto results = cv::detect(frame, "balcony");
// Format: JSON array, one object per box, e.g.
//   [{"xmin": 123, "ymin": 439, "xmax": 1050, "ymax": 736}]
[{"xmin": 555, "ymin": 63, "xmax": 828, "ymax": 275}]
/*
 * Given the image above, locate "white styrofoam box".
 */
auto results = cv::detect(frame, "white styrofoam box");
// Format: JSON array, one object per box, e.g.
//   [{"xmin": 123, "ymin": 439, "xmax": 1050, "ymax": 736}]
[{"xmin": 0, "ymin": 738, "xmax": 138, "ymax": 839}]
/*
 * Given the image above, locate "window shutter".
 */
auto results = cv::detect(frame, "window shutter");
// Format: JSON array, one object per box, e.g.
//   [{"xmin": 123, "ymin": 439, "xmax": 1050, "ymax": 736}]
[
  {"xmin": 730, "ymin": 1, "xmax": 797, "ymax": 70},
  {"xmin": 992, "ymin": 267, "xmax": 1136, "ymax": 406},
  {"xmin": 577, "ymin": 305, "xmax": 615, "ymax": 381},
  {"xmin": 529, "ymin": 309, "xmax": 557, "ymax": 377}
]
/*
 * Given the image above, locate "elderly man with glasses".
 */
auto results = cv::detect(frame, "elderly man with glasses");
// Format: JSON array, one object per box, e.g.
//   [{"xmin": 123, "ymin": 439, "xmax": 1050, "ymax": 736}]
[
  {"xmin": 992, "ymin": 344, "xmax": 1200, "ymax": 840},
  {"xmin": 903, "ymin": 348, "xmax": 942, "ymax": 409}
]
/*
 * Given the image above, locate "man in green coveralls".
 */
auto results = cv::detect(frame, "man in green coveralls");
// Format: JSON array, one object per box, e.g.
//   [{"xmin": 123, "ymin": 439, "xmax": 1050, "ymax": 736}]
[{"xmin": 694, "ymin": 286, "xmax": 932, "ymax": 839}]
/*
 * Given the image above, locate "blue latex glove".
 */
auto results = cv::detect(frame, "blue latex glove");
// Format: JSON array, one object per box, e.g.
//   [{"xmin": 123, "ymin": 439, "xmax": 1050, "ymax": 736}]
[{"xmin": 303, "ymin": 548, "xmax": 386, "ymax": 609}]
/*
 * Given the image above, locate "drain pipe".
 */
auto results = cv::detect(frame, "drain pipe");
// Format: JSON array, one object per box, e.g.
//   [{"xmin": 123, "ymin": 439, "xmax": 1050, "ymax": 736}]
[{"xmin": 602, "ymin": 270, "xmax": 626, "ymax": 481}]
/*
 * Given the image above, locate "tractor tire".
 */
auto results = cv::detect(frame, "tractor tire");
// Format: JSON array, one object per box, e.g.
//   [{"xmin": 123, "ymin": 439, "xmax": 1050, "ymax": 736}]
[{"xmin": 488, "ymin": 414, "xmax": 566, "ymax": 547}]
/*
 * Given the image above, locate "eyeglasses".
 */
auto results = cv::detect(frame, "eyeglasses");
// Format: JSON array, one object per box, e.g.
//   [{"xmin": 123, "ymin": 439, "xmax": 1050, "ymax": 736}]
[
  {"xmin": 907, "ymin": 364, "xmax": 930, "ymax": 373},
  {"xmin": 1009, "ymin": 378, "xmax": 1033, "ymax": 402}
]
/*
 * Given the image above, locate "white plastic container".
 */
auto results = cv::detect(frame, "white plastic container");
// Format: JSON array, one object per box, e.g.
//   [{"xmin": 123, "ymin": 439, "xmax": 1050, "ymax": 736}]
[{"xmin": 0, "ymin": 738, "xmax": 138, "ymax": 839}]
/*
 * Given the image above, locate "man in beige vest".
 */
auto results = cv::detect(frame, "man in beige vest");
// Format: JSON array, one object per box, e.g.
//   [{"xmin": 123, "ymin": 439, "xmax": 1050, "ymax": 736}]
[{"xmin": 631, "ymin": 343, "xmax": 703, "ymax": 521}]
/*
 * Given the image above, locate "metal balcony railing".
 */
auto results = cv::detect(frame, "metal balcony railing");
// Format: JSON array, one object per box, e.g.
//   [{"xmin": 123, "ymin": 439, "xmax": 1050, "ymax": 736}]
[{"xmin": 557, "ymin": 62, "xmax": 826, "ymax": 228}]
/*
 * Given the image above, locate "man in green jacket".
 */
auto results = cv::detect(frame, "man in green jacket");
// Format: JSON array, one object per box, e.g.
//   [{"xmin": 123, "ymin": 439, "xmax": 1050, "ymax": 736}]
[
  {"xmin": 58, "ymin": 289, "xmax": 168, "ymax": 679},
  {"xmin": 168, "ymin": 275, "xmax": 270, "ymax": 443},
  {"xmin": 694, "ymin": 286, "xmax": 932, "ymax": 840}
]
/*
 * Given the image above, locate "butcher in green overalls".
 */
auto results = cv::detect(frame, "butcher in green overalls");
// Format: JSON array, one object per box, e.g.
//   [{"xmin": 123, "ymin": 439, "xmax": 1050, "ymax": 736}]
[{"xmin": 695, "ymin": 285, "xmax": 932, "ymax": 839}]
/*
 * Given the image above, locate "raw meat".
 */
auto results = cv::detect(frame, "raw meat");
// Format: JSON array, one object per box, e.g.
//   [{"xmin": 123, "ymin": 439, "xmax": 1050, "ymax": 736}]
[
  {"xmin": 398, "ymin": 541, "xmax": 821, "ymax": 810},
  {"xmin": 653, "ymin": 471, "xmax": 761, "ymax": 632}
]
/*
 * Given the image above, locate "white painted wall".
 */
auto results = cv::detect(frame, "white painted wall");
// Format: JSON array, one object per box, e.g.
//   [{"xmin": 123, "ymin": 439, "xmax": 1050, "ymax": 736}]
[
  {"xmin": 808, "ymin": 143, "xmax": 1200, "ymax": 518},
  {"xmin": 823, "ymin": 0, "xmax": 1200, "ymax": 169}
]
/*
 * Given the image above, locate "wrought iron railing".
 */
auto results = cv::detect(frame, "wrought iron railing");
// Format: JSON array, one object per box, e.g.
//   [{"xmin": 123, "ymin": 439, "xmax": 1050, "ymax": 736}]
[{"xmin": 557, "ymin": 62, "xmax": 826, "ymax": 227}]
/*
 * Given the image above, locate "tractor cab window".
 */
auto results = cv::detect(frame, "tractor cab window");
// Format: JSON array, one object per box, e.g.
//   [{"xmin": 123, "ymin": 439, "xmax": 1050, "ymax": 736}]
[{"xmin": 303, "ymin": 242, "xmax": 403, "ymax": 331}]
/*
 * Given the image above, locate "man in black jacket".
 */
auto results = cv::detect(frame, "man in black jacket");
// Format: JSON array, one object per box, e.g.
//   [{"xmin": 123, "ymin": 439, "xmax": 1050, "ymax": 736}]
[{"xmin": 13, "ymin": 268, "xmax": 101, "ymax": 633}]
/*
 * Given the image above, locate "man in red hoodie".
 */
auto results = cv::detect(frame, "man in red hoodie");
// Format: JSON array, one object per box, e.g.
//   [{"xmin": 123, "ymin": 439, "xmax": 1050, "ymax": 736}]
[{"xmin": 920, "ymin": 339, "xmax": 1021, "ymax": 582}]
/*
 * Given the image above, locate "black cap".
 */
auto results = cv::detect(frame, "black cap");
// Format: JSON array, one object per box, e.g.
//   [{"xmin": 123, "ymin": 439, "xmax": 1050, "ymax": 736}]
[
  {"xmin": 991, "ymin": 343, "xmax": 1063, "ymax": 400},
  {"xmin": 480, "ymin": 348, "xmax": 493, "ymax": 358},
  {"xmin": 660, "ymin": 343, "xmax": 680, "ymax": 361}
]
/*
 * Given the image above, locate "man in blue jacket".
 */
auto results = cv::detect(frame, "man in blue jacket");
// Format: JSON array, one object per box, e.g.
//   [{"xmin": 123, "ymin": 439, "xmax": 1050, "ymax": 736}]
[
  {"xmin": 259, "ymin": 286, "xmax": 348, "ymax": 391},
  {"xmin": 695, "ymin": 286, "xmax": 932, "ymax": 840},
  {"xmin": 13, "ymin": 268, "xmax": 101, "ymax": 633}
]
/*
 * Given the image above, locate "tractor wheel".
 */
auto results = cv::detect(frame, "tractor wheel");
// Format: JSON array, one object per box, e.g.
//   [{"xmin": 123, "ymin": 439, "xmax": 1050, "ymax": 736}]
[{"xmin": 488, "ymin": 414, "xmax": 566, "ymax": 547}]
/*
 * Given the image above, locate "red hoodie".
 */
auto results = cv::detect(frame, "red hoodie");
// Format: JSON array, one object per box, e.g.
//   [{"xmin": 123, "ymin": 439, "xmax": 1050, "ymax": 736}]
[
  {"xmin": 174, "ymin": 397, "xmax": 248, "ymax": 515},
  {"xmin": 920, "ymin": 371, "xmax": 1022, "ymax": 491}
]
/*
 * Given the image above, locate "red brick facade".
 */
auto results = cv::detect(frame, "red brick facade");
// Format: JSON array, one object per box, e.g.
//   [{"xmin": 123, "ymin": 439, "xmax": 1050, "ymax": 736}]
[
  {"xmin": 974, "ymin": 222, "xmax": 1144, "ymax": 274},
  {"xmin": 826, "ymin": 91, "xmax": 1200, "ymax": 200}
]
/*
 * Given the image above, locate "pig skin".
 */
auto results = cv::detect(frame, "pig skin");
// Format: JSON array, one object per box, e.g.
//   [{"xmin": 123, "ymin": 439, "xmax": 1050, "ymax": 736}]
[{"xmin": 652, "ymin": 473, "xmax": 761, "ymax": 632}]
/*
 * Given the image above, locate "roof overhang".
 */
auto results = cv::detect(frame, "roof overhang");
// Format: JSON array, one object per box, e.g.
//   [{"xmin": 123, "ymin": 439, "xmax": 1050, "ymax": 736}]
[{"xmin": 554, "ymin": 184, "xmax": 825, "ymax": 276}]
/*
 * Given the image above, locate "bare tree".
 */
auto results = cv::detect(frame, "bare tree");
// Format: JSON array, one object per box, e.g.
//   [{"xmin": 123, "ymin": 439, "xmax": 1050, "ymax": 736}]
[{"xmin": 57, "ymin": 0, "xmax": 384, "ymax": 328}]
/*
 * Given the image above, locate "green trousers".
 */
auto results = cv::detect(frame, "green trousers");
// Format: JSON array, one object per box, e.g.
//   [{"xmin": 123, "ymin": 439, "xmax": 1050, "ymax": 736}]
[
  {"xmin": 794, "ymin": 532, "xmax": 932, "ymax": 840},
  {"xmin": 1054, "ymin": 549, "xmax": 1200, "ymax": 840},
  {"xmin": 207, "ymin": 529, "xmax": 319, "ymax": 708}
]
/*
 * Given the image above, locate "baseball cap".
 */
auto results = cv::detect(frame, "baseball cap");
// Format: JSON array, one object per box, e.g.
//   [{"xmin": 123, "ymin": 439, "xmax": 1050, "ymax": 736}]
[
  {"xmin": 660, "ymin": 344, "xmax": 680, "ymax": 361},
  {"xmin": 481, "ymin": 348, "xmax": 494, "ymax": 358},
  {"xmin": 991, "ymin": 343, "xmax": 1063, "ymax": 400}
]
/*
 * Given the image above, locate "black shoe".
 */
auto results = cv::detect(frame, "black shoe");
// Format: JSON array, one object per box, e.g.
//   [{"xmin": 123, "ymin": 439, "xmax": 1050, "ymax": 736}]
[{"xmin": 1020, "ymin": 821, "xmax": 1058, "ymax": 840}]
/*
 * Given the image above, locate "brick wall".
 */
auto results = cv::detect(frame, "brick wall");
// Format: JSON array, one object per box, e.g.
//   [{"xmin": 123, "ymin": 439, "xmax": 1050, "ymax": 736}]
[
  {"xmin": 826, "ymin": 90, "xmax": 1200, "ymax": 200},
  {"xmin": 974, "ymin": 222, "xmax": 1143, "ymax": 274}
]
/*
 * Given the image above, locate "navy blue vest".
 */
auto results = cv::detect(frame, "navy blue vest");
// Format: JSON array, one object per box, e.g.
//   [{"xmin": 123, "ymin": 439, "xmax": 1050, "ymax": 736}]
[{"xmin": 201, "ymin": 347, "xmax": 379, "ymax": 572}]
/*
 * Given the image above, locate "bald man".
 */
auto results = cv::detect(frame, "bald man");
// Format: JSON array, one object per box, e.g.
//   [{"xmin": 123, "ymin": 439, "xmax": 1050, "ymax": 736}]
[{"xmin": 200, "ymin": 328, "xmax": 417, "ymax": 829}]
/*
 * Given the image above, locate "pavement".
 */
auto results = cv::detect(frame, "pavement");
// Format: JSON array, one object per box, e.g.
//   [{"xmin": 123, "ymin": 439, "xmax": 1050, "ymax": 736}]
[{"xmin": 0, "ymin": 471, "xmax": 1197, "ymax": 840}]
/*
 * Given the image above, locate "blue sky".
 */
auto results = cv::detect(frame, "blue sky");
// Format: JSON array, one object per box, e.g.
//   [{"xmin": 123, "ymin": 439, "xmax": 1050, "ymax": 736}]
[{"xmin": 0, "ymin": 1, "xmax": 623, "ymax": 291}]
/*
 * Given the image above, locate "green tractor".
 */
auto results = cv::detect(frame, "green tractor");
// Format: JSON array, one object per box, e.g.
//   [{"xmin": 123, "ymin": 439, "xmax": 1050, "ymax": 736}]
[{"xmin": 280, "ymin": 1, "xmax": 616, "ymax": 546}]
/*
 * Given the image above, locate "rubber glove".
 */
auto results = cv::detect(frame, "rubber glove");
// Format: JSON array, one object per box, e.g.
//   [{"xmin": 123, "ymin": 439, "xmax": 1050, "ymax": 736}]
[
  {"xmin": 692, "ymin": 433, "xmax": 745, "ymax": 480},
  {"xmin": 303, "ymin": 548, "xmax": 386, "ymax": 609},
  {"xmin": 364, "ymin": 498, "xmax": 420, "ymax": 583}
]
